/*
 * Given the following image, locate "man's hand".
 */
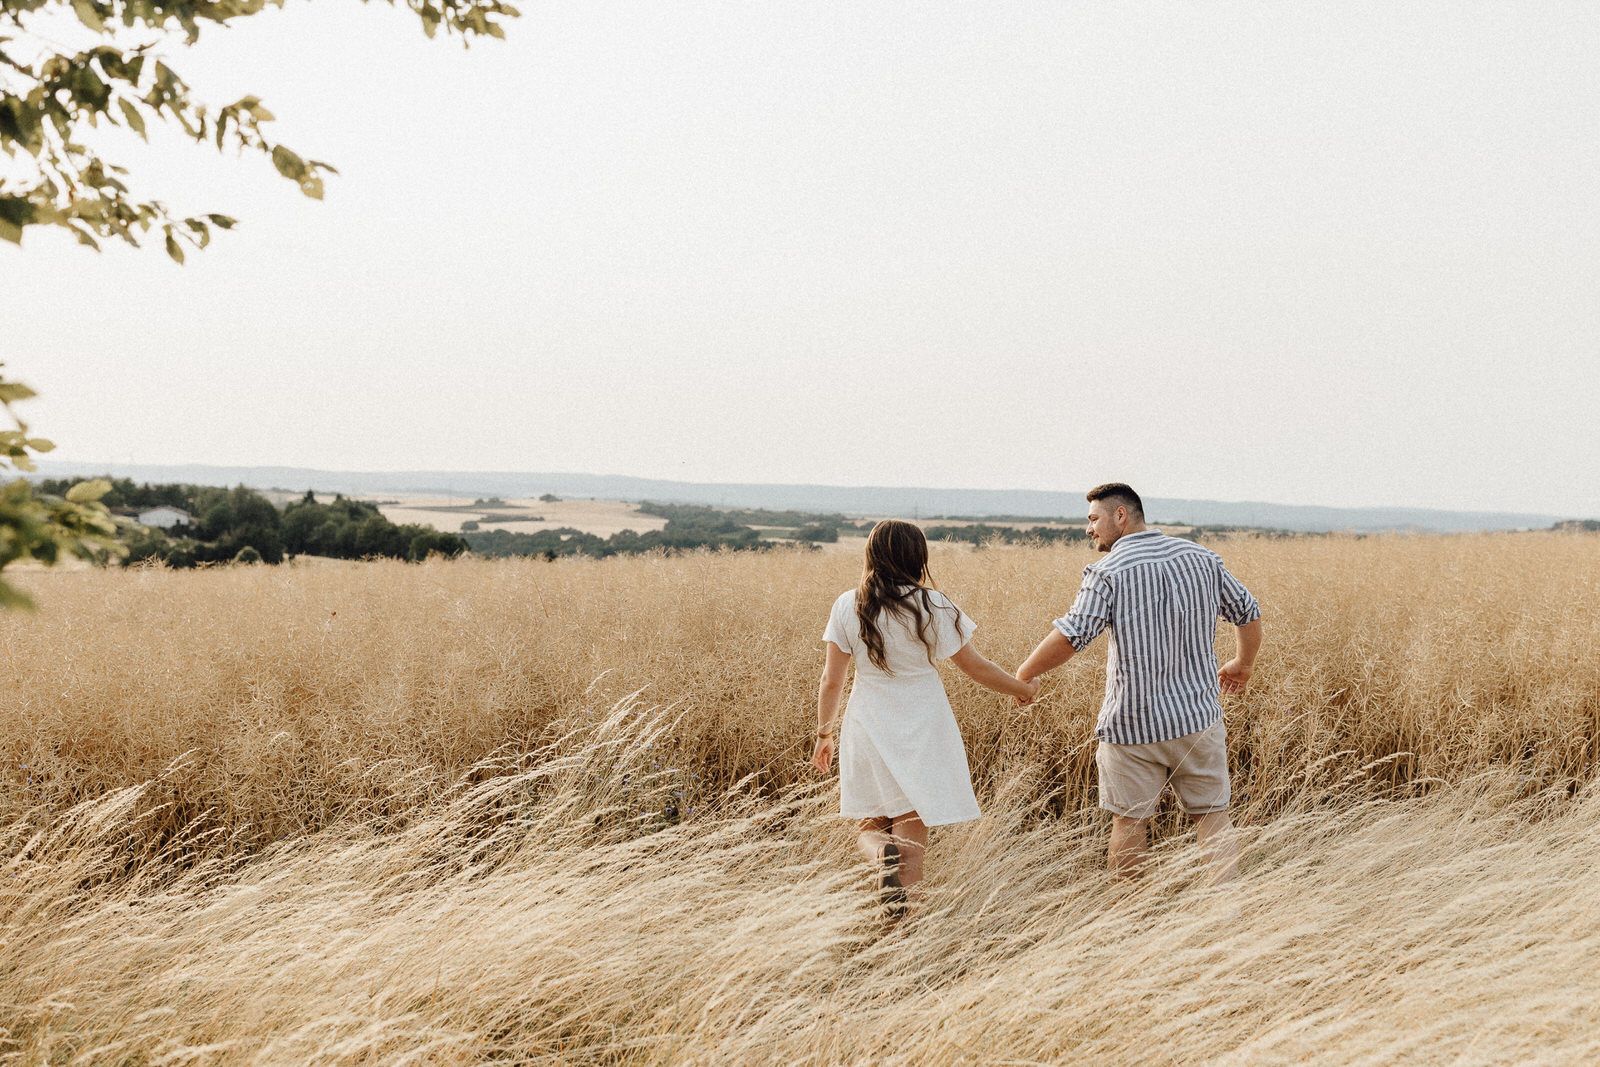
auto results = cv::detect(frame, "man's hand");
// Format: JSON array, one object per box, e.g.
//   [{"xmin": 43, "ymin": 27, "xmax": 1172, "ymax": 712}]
[
  {"xmin": 811, "ymin": 735, "xmax": 834, "ymax": 773},
  {"xmin": 1012, "ymin": 676, "xmax": 1041, "ymax": 707},
  {"xmin": 1218, "ymin": 658, "xmax": 1253, "ymax": 694}
]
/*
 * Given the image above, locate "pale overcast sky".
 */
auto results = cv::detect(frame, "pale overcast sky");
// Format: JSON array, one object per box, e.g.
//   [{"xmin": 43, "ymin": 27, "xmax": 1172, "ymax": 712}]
[{"xmin": 7, "ymin": 2, "xmax": 1599, "ymax": 514}]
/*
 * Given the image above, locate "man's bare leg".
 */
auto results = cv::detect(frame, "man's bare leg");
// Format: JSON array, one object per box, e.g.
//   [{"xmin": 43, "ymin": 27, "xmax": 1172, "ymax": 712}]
[
  {"xmin": 1108, "ymin": 815, "xmax": 1150, "ymax": 878},
  {"xmin": 1192, "ymin": 810, "xmax": 1240, "ymax": 885}
]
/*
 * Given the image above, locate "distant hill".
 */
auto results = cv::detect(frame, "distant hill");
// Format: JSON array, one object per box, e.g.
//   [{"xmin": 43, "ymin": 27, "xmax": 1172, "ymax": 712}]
[{"xmin": 29, "ymin": 461, "xmax": 1570, "ymax": 534}]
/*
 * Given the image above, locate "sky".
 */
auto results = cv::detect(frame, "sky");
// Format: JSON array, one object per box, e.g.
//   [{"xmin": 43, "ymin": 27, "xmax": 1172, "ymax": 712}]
[{"xmin": 6, "ymin": 2, "xmax": 1599, "ymax": 515}]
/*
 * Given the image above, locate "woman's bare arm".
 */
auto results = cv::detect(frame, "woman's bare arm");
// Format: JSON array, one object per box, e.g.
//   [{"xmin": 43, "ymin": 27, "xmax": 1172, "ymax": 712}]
[
  {"xmin": 811, "ymin": 642, "xmax": 852, "ymax": 772},
  {"xmin": 950, "ymin": 643, "xmax": 1039, "ymax": 703}
]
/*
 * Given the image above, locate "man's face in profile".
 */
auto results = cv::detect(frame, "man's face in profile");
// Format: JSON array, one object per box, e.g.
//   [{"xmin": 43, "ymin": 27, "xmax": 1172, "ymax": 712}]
[{"xmin": 1086, "ymin": 500, "xmax": 1125, "ymax": 552}]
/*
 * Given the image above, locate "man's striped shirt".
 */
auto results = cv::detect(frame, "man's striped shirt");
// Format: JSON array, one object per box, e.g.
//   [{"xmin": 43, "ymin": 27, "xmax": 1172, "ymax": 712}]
[{"xmin": 1054, "ymin": 530, "xmax": 1260, "ymax": 746}]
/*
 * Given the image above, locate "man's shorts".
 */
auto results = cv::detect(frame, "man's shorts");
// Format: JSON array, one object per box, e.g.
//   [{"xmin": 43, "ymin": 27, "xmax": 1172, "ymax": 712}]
[{"xmin": 1095, "ymin": 719, "xmax": 1230, "ymax": 819}]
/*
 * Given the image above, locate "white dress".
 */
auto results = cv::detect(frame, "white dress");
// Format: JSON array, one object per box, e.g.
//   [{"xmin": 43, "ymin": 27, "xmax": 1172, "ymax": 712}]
[{"xmin": 823, "ymin": 588, "xmax": 981, "ymax": 827}]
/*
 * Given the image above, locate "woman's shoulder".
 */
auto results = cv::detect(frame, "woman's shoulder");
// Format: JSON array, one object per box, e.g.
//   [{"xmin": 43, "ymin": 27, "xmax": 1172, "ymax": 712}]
[
  {"xmin": 923, "ymin": 587, "xmax": 958, "ymax": 609},
  {"xmin": 831, "ymin": 588, "xmax": 857, "ymax": 611}
]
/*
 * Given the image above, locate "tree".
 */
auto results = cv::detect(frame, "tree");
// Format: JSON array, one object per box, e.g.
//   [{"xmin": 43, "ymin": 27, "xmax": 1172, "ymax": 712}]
[
  {"xmin": 0, "ymin": 0, "xmax": 514, "ymax": 602},
  {"xmin": 0, "ymin": 0, "xmax": 517, "ymax": 251},
  {"xmin": 792, "ymin": 523, "xmax": 838, "ymax": 543},
  {"xmin": 0, "ymin": 370, "xmax": 120, "ymax": 607},
  {"xmin": 406, "ymin": 528, "xmax": 466, "ymax": 561}
]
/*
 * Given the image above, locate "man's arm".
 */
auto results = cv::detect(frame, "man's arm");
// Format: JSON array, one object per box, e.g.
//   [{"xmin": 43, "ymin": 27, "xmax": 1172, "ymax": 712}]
[
  {"xmin": 1216, "ymin": 562, "xmax": 1262, "ymax": 694},
  {"xmin": 1017, "ymin": 571, "xmax": 1110, "ymax": 691},
  {"xmin": 1016, "ymin": 629, "xmax": 1076, "ymax": 683},
  {"xmin": 1219, "ymin": 618, "xmax": 1262, "ymax": 694}
]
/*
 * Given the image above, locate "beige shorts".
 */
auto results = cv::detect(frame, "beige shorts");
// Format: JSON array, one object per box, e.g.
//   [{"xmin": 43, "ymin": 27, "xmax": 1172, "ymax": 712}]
[{"xmin": 1096, "ymin": 720, "xmax": 1230, "ymax": 819}]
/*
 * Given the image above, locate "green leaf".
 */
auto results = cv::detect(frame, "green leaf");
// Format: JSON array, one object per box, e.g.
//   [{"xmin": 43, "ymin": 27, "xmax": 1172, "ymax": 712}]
[
  {"xmin": 270, "ymin": 145, "xmax": 304, "ymax": 180},
  {"xmin": 0, "ymin": 581, "xmax": 37, "ymax": 612},
  {"xmin": 25, "ymin": 438, "xmax": 55, "ymax": 453},
  {"xmin": 118, "ymin": 98, "xmax": 147, "ymax": 140},
  {"xmin": 0, "ymin": 382, "xmax": 38, "ymax": 403},
  {"xmin": 207, "ymin": 214, "xmax": 237, "ymax": 230},
  {"xmin": 0, "ymin": 217, "xmax": 20, "ymax": 245},
  {"xmin": 71, "ymin": 0, "xmax": 105, "ymax": 32},
  {"xmin": 66, "ymin": 478, "xmax": 112, "ymax": 504},
  {"xmin": 164, "ymin": 232, "xmax": 185, "ymax": 264}
]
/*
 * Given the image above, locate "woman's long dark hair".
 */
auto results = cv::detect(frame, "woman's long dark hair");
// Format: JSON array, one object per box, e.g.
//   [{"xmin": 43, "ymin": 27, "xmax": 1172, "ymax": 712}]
[{"xmin": 855, "ymin": 520, "xmax": 964, "ymax": 673}]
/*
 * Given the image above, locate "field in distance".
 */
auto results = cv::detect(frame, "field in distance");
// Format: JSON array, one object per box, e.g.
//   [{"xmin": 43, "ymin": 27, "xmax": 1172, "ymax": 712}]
[
  {"xmin": 368, "ymin": 495, "xmax": 877, "ymax": 553},
  {"xmin": 364, "ymin": 494, "xmax": 670, "ymax": 537},
  {"xmin": 352, "ymin": 493, "xmax": 1172, "ymax": 554}
]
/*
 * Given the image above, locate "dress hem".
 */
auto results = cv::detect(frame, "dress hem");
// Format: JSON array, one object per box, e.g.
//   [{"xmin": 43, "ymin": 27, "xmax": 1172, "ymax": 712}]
[{"xmin": 839, "ymin": 807, "xmax": 981, "ymax": 828}]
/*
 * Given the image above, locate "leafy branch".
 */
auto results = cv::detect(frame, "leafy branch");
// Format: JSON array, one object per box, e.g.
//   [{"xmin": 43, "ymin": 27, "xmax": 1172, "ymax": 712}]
[
  {"xmin": 0, "ymin": 0, "xmax": 516, "ymax": 606},
  {"xmin": 0, "ymin": 0, "xmax": 518, "ymax": 256},
  {"xmin": 0, "ymin": 367, "xmax": 122, "ymax": 608}
]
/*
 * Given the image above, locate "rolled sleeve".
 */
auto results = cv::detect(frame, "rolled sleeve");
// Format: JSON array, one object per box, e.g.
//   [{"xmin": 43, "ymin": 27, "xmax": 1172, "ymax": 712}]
[
  {"xmin": 1053, "ymin": 572, "xmax": 1112, "ymax": 651},
  {"xmin": 1217, "ymin": 565, "xmax": 1260, "ymax": 626}
]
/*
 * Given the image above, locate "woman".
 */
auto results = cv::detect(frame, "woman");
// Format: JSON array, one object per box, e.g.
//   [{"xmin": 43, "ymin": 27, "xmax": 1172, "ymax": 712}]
[{"xmin": 812, "ymin": 519, "xmax": 1038, "ymax": 915}]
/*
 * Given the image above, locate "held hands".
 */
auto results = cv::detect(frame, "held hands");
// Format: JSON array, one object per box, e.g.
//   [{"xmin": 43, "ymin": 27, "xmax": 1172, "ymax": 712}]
[
  {"xmin": 1219, "ymin": 658, "xmax": 1254, "ymax": 694},
  {"xmin": 1012, "ymin": 675, "xmax": 1041, "ymax": 708}
]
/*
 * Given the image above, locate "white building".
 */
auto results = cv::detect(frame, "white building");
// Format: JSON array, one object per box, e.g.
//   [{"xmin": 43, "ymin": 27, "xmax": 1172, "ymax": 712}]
[{"xmin": 137, "ymin": 506, "xmax": 194, "ymax": 529}]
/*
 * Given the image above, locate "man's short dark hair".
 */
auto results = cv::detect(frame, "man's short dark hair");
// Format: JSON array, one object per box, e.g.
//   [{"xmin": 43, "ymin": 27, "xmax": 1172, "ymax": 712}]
[{"xmin": 1086, "ymin": 482, "xmax": 1144, "ymax": 519}]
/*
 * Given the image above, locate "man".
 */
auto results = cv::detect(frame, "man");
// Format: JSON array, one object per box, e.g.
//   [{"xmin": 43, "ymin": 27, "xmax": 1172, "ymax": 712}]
[{"xmin": 1015, "ymin": 483, "xmax": 1262, "ymax": 881}]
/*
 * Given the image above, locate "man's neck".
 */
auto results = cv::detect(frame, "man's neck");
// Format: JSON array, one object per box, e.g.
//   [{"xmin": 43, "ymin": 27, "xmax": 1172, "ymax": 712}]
[{"xmin": 1106, "ymin": 525, "xmax": 1153, "ymax": 550}]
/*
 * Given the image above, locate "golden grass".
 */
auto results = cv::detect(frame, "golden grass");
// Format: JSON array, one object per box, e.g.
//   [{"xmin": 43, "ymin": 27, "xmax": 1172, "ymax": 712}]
[
  {"xmin": 3, "ymin": 535, "xmax": 1597, "ymax": 838},
  {"xmin": 1, "ymin": 534, "xmax": 1599, "ymax": 1062}
]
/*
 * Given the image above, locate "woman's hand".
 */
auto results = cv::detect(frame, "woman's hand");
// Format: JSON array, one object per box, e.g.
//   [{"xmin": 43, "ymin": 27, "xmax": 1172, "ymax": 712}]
[
  {"xmin": 1013, "ymin": 676, "xmax": 1041, "ymax": 707},
  {"xmin": 811, "ymin": 733, "xmax": 835, "ymax": 773}
]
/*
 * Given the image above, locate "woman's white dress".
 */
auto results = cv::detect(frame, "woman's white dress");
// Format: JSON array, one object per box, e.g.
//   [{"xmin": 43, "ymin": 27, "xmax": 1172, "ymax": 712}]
[{"xmin": 823, "ymin": 588, "xmax": 981, "ymax": 827}]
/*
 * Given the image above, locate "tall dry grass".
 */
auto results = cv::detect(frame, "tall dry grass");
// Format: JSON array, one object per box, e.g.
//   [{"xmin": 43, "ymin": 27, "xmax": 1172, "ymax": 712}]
[
  {"xmin": 2, "ymin": 535, "xmax": 1597, "ymax": 841},
  {"xmin": 3, "ymin": 702, "xmax": 1599, "ymax": 1064},
  {"xmin": 2, "ymin": 534, "xmax": 1599, "ymax": 1063}
]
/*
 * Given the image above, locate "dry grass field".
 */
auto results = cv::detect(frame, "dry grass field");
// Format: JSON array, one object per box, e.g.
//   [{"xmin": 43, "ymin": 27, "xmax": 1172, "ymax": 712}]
[{"xmin": 2, "ymin": 534, "xmax": 1598, "ymax": 1063}]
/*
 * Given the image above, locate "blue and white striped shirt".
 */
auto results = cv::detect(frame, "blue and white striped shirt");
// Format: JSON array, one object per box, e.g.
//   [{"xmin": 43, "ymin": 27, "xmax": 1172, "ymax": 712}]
[{"xmin": 1054, "ymin": 530, "xmax": 1260, "ymax": 746}]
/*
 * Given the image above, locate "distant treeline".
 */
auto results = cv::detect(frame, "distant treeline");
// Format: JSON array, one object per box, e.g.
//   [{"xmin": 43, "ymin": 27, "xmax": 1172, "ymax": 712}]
[
  {"xmin": 34, "ymin": 479, "xmax": 466, "ymax": 566},
  {"xmin": 923, "ymin": 524, "xmax": 1087, "ymax": 547},
  {"xmin": 461, "ymin": 503, "xmax": 1327, "ymax": 561},
  {"xmin": 636, "ymin": 502, "xmax": 872, "ymax": 534},
  {"xmin": 464, "ymin": 505, "xmax": 767, "ymax": 559}
]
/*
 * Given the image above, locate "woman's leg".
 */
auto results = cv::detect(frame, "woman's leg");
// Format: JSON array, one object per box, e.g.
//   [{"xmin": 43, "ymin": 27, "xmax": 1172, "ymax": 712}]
[
  {"xmin": 887, "ymin": 811, "xmax": 929, "ymax": 888},
  {"xmin": 856, "ymin": 816, "xmax": 894, "ymax": 865}
]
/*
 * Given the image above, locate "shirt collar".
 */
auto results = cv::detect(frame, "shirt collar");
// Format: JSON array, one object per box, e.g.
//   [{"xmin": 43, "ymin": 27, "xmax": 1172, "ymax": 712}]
[{"xmin": 1108, "ymin": 529, "xmax": 1162, "ymax": 553}]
